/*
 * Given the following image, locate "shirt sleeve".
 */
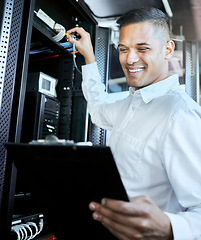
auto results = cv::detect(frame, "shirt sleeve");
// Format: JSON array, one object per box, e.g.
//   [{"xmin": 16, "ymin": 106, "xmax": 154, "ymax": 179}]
[
  {"xmin": 81, "ymin": 62, "xmax": 124, "ymax": 130},
  {"xmin": 161, "ymin": 108, "xmax": 201, "ymax": 240}
]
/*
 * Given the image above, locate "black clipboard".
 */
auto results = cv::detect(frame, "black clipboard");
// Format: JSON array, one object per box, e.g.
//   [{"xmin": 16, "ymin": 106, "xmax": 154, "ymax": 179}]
[{"xmin": 5, "ymin": 143, "xmax": 129, "ymax": 239}]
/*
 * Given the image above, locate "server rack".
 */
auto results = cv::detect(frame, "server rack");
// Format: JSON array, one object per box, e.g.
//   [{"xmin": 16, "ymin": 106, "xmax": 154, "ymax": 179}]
[
  {"xmin": 0, "ymin": 0, "xmax": 99, "ymax": 238},
  {"xmin": 0, "ymin": 0, "xmax": 35, "ymax": 233},
  {"xmin": 88, "ymin": 26, "xmax": 111, "ymax": 145},
  {"xmin": 185, "ymin": 41, "xmax": 200, "ymax": 104}
]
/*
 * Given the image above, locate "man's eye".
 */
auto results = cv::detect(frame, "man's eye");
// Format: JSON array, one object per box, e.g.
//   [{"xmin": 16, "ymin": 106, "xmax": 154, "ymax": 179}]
[
  {"xmin": 119, "ymin": 48, "xmax": 128, "ymax": 52},
  {"xmin": 139, "ymin": 48, "xmax": 150, "ymax": 52}
]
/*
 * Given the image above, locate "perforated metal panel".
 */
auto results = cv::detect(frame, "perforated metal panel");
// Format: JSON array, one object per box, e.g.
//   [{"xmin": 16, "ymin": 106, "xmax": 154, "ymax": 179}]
[
  {"xmin": 0, "ymin": 0, "xmax": 24, "ymax": 212},
  {"xmin": 185, "ymin": 41, "xmax": 200, "ymax": 103},
  {"xmin": 88, "ymin": 27, "xmax": 111, "ymax": 145},
  {"xmin": 95, "ymin": 26, "xmax": 111, "ymax": 86},
  {"xmin": 57, "ymin": 57, "xmax": 74, "ymax": 140}
]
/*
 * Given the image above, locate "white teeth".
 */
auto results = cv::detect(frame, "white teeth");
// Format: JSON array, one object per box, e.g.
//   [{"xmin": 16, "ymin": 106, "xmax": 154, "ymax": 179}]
[{"xmin": 129, "ymin": 68, "xmax": 144, "ymax": 73}]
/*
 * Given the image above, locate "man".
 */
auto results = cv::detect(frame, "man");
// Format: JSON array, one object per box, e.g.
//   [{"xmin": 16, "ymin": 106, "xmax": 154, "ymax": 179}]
[{"xmin": 67, "ymin": 7, "xmax": 201, "ymax": 240}]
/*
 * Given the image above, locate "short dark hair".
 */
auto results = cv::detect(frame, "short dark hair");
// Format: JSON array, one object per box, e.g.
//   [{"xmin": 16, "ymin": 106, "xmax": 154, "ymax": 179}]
[{"xmin": 117, "ymin": 7, "xmax": 170, "ymax": 37}]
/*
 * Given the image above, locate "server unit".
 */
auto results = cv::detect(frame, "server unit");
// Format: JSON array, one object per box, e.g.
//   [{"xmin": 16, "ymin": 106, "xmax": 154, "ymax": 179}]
[
  {"xmin": 21, "ymin": 72, "xmax": 60, "ymax": 143},
  {"xmin": 21, "ymin": 92, "xmax": 60, "ymax": 142}
]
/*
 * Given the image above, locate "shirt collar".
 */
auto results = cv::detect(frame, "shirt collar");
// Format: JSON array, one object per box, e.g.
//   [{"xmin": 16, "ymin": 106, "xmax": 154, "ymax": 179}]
[{"xmin": 129, "ymin": 74, "xmax": 180, "ymax": 104}]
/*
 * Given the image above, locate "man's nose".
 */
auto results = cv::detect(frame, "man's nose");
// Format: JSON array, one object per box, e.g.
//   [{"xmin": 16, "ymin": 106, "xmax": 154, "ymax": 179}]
[{"xmin": 127, "ymin": 49, "xmax": 139, "ymax": 65}]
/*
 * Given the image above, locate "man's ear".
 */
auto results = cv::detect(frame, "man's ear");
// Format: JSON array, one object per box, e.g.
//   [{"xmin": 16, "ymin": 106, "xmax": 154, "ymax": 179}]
[{"xmin": 164, "ymin": 40, "xmax": 175, "ymax": 60}]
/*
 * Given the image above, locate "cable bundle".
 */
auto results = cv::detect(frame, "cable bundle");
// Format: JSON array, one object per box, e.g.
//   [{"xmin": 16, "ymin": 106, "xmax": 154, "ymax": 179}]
[
  {"xmin": 11, "ymin": 218, "xmax": 44, "ymax": 240},
  {"xmin": 53, "ymin": 23, "xmax": 66, "ymax": 42}
]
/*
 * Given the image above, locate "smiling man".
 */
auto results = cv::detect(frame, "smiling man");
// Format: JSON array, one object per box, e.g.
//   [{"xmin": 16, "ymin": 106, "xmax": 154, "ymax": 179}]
[
  {"xmin": 118, "ymin": 20, "xmax": 174, "ymax": 89},
  {"xmin": 67, "ymin": 7, "xmax": 201, "ymax": 240}
]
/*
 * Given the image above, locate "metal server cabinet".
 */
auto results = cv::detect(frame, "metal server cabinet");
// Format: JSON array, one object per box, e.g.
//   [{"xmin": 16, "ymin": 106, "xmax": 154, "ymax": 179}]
[
  {"xmin": 185, "ymin": 41, "xmax": 200, "ymax": 104},
  {"xmin": 0, "ymin": 0, "xmax": 35, "ymax": 234},
  {"xmin": 88, "ymin": 26, "xmax": 111, "ymax": 145},
  {"xmin": 0, "ymin": 0, "xmax": 97, "ymax": 237}
]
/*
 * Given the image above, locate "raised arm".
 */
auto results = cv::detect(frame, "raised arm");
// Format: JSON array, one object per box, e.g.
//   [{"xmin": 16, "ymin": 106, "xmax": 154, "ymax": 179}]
[{"xmin": 67, "ymin": 27, "xmax": 125, "ymax": 131}]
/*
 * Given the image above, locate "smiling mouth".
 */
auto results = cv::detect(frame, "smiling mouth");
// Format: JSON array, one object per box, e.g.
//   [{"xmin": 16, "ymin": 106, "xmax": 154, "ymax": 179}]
[{"xmin": 127, "ymin": 67, "xmax": 145, "ymax": 74}]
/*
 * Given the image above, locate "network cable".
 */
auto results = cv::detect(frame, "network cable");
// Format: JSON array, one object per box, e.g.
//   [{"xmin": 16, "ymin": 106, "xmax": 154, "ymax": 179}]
[
  {"xmin": 66, "ymin": 33, "xmax": 82, "ymax": 75},
  {"xmin": 11, "ymin": 217, "xmax": 44, "ymax": 240},
  {"xmin": 34, "ymin": 9, "xmax": 82, "ymax": 75}
]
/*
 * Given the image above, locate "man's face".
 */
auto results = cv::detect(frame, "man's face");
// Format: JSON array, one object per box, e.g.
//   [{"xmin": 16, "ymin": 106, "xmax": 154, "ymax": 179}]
[{"xmin": 118, "ymin": 22, "xmax": 172, "ymax": 89}]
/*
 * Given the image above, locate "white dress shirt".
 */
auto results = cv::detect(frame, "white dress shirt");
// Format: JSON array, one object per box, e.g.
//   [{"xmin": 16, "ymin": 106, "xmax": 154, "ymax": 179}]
[{"xmin": 82, "ymin": 62, "xmax": 201, "ymax": 240}]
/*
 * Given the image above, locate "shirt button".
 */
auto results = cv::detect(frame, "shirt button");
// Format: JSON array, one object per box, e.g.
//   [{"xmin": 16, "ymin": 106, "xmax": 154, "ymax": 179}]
[{"xmin": 132, "ymin": 106, "xmax": 135, "ymax": 110}]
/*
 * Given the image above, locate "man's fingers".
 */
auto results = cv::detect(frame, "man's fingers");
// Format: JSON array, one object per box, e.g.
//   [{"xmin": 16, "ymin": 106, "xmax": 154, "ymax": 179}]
[
  {"xmin": 91, "ymin": 206, "xmax": 144, "ymax": 240},
  {"xmin": 101, "ymin": 196, "xmax": 151, "ymax": 217},
  {"xmin": 89, "ymin": 201, "xmax": 149, "ymax": 231},
  {"xmin": 67, "ymin": 26, "xmax": 82, "ymax": 34},
  {"xmin": 103, "ymin": 217, "xmax": 141, "ymax": 240},
  {"xmin": 109, "ymin": 227, "xmax": 130, "ymax": 240},
  {"xmin": 67, "ymin": 27, "xmax": 87, "ymax": 38}
]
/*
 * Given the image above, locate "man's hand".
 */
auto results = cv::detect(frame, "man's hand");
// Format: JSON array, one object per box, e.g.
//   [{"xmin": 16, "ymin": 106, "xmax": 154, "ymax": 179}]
[
  {"xmin": 67, "ymin": 27, "xmax": 95, "ymax": 65},
  {"xmin": 89, "ymin": 195, "xmax": 173, "ymax": 240}
]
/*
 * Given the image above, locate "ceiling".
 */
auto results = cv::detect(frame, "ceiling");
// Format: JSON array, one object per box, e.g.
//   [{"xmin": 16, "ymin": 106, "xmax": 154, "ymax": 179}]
[
  {"xmin": 84, "ymin": 0, "xmax": 201, "ymax": 67},
  {"xmin": 84, "ymin": 0, "xmax": 200, "ymax": 41},
  {"xmin": 84, "ymin": 0, "xmax": 164, "ymax": 19}
]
